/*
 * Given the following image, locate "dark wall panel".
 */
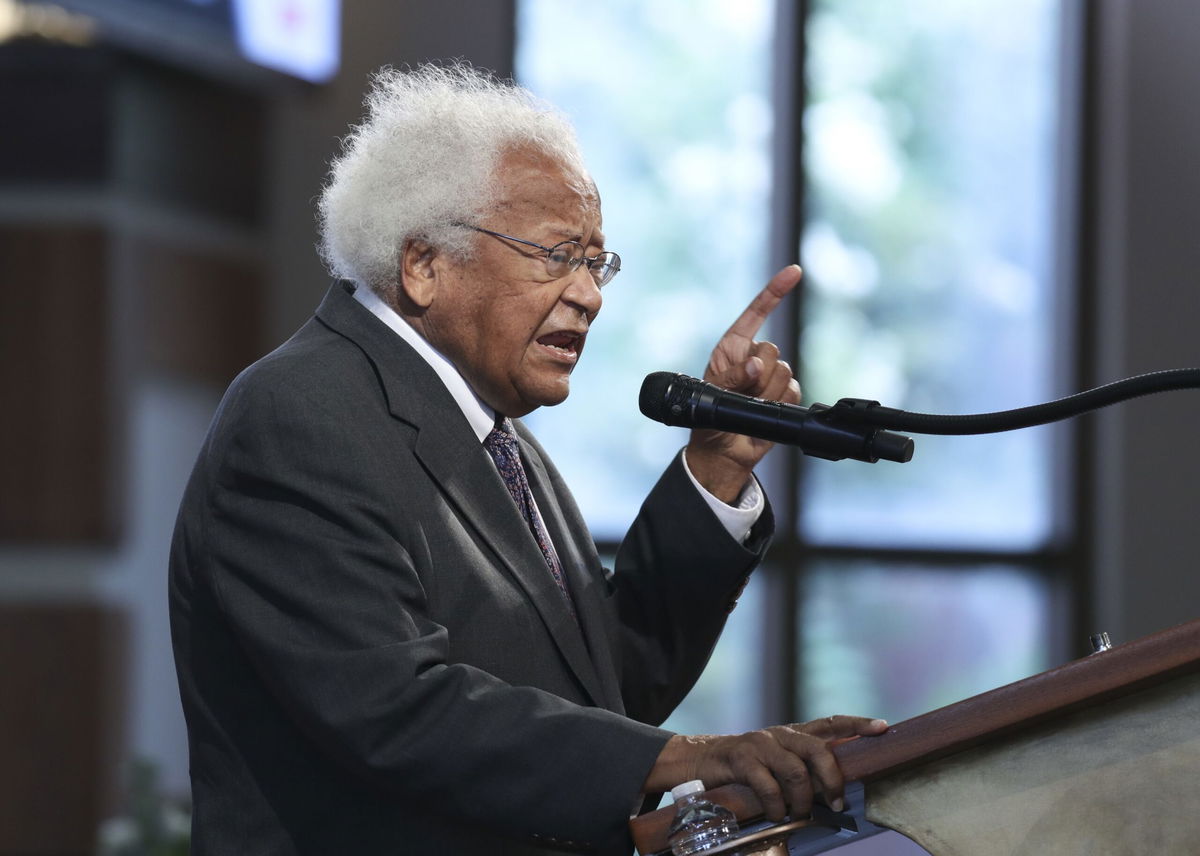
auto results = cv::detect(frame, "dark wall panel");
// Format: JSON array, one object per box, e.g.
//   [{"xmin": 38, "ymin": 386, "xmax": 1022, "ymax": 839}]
[
  {"xmin": 0, "ymin": 225, "xmax": 117, "ymax": 543},
  {"xmin": 0, "ymin": 44, "xmax": 113, "ymax": 184},
  {"xmin": 133, "ymin": 237, "xmax": 266, "ymax": 384},
  {"xmin": 0, "ymin": 604, "xmax": 128, "ymax": 855}
]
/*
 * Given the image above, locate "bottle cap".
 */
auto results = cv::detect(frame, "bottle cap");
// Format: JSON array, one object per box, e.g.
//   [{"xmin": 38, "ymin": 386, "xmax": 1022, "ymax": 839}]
[{"xmin": 670, "ymin": 780, "xmax": 706, "ymax": 801}]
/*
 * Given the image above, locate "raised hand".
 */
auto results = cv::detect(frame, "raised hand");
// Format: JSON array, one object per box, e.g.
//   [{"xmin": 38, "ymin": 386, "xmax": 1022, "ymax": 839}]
[{"xmin": 686, "ymin": 265, "xmax": 803, "ymax": 502}]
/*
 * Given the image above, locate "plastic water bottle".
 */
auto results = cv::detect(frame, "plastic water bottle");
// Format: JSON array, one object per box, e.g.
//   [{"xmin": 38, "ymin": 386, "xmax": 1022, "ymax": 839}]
[{"xmin": 666, "ymin": 780, "xmax": 740, "ymax": 856}]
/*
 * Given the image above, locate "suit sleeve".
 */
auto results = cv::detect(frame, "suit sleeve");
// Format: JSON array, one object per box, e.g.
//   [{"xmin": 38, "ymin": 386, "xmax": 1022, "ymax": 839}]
[
  {"xmin": 611, "ymin": 453, "xmax": 774, "ymax": 726},
  {"xmin": 179, "ymin": 373, "xmax": 670, "ymax": 853}
]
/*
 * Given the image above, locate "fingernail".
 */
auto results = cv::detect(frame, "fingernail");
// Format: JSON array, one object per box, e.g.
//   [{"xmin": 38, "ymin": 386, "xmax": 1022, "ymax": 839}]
[
  {"xmin": 871, "ymin": 719, "xmax": 888, "ymax": 728},
  {"xmin": 745, "ymin": 358, "xmax": 761, "ymax": 379},
  {"xmin": 831, "ymin": 797, "xmax": 844, "ymax": 812}
]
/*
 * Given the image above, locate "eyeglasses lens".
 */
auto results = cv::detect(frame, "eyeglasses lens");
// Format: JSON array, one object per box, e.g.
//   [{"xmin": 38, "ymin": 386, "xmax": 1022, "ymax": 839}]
[
  {"xmin": 544, "ymin": 241, "xmax": 620, "ymax": 287},
  {"xmin": 591, "ymin": 252, "xmax": 619, "ymax": 287},
  {"xmin": 545, "ymin": 242, "xmax": 584, "ymax": 278}
]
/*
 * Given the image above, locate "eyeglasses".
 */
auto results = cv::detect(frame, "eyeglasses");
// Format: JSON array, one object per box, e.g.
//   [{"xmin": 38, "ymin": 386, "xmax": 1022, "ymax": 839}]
[{"xmin": 460, "ymin": 225, "xmax": 622, "ymax": 287}]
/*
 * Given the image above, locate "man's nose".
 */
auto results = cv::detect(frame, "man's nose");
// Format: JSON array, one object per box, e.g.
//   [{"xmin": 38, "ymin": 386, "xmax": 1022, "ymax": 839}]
[{"xmin": 561, "ymin": 264, "xmax": 603, "ymax": 319}]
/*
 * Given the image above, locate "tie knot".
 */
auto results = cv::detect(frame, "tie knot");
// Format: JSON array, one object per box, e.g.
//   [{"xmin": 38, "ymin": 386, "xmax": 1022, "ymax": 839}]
[
  {"xmin": 483, "ymin": 421, "xmax": 523, "ymax": 471},
  {"xmin": 484, "ymin": 418, "xmax": 518, "ymax": 452}
]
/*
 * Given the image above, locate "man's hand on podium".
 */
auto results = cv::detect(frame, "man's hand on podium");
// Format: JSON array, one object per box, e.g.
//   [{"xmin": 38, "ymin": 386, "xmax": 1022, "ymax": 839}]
[{"xmin": 643, "ymin": 716, "xmax": 888, "ymax": 821}]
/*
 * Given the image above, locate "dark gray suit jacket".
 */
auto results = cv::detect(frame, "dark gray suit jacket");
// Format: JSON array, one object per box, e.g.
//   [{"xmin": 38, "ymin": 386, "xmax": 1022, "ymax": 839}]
[{"xmin": 169, "ymin": 282, "xmax": 773, "ymax": 855}]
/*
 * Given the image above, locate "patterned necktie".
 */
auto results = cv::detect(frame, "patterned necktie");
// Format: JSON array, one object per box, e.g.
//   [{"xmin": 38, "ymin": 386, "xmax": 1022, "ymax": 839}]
[{"xmin": 483, "ymin": 419, "xmax": 577, "ymax": 618}]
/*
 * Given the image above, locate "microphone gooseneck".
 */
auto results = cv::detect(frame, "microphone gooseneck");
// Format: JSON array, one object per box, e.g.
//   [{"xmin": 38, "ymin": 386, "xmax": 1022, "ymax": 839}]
[{"xmin": 819, "ymin": 368, "xmax": 1200, "ymax": 435}]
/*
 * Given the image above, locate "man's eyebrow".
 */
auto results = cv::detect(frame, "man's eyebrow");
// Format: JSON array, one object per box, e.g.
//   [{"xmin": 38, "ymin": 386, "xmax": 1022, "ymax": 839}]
[{"xmin": 546, "ymin": 226, "xmax": 607, "ymax": 249}]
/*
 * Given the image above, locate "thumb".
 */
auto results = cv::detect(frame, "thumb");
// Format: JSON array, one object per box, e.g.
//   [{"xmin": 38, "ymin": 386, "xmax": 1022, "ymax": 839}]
[
  {"xmin": 800, "ymin": 716, "xmax": 889, "ymax": 740},
  {"xmin": 715, "ymin": 355, "xmax": 761, "ymax": 392}
]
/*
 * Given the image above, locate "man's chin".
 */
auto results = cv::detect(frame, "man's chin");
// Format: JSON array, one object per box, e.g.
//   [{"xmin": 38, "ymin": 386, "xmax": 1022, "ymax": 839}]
[{"xmin": 515, "ymin": 379, "xmax": 571, "ymax": 415}]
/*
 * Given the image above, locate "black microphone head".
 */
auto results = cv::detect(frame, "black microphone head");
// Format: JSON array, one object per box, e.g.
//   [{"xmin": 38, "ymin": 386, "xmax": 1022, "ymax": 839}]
[
  {"xmin": 639, "ymin": 372, "xmax": 682, "ymax": 423},
  {"xmin": 640, "ymin": 372, "xmax": 713, "ymax": 427}
]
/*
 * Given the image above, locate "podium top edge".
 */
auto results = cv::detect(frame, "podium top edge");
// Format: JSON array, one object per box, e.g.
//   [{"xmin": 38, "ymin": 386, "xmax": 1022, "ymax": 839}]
[{"xmin": 834, "ymin": 616, "xmax": 1200, "ymax": 782}]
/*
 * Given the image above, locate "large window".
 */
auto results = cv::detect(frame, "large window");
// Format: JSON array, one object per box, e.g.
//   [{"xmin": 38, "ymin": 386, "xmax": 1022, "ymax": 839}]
[
  {"xmin": 796, "ymin": 0, "xmax": 1065, "ymax": 722},
  {"xmin": 802, "ymin": 0, "xmax": 1061, "ymax": 550},
  {"xmin": 518, "ymin": 0, "xmax": 1070, "ymax": 733}
]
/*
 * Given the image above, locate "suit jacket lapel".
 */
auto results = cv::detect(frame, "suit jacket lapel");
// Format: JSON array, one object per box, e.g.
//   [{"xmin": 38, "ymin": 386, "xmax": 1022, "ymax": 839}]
[
  {"xmin": 519, "ymin": 441, "xmax": 625, "ymax": 714},
  {"xmin": 414, "ymin": 432, "xmax": 610, "ymax": 709},
  {"xmin": 314, "ymin": 283, "xmax": 608, "ymax": 708}
]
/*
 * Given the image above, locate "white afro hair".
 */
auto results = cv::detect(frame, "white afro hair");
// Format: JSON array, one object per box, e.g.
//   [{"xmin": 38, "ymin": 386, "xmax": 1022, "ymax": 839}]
[{"xmin": 317, "ymin": 62, "xmax": 586, "ymax": 295}]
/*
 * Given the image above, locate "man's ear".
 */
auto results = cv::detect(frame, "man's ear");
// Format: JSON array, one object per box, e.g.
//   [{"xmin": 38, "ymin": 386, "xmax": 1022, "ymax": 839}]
[{"xmin": 399, "ymin": 239, "xmax": 440, "ymax": 309}]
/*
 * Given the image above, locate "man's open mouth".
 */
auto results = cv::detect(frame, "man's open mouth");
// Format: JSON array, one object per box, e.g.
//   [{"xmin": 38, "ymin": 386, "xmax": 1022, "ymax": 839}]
[{"xmin": 536, "ymin": 331, "xmax": 583, "ymax": 356}]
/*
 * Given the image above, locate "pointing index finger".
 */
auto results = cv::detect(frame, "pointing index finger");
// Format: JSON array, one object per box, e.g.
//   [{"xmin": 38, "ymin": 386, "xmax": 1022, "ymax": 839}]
[{"xmin": 724, "ymin": 265, "xmax": 802, "ymax": 340}]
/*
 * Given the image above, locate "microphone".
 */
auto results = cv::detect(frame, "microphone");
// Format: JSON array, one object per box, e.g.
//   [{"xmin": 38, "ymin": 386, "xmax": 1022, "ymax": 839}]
[{"xmin": 638, "ymin": 372, "xmax": 914, "ymax": 464}]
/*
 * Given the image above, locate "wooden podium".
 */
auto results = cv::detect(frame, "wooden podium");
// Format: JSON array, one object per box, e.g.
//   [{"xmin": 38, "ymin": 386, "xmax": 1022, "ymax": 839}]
[{"xmin": 631, "ymin": 618, "xmax": 1200, "ymax": 855}]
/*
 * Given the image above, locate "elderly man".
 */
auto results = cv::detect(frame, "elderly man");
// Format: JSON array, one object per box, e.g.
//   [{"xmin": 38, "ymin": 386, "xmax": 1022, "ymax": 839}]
[{"xmin": 169, "ymin": 65, "xmax": 885, "ymax": 855}]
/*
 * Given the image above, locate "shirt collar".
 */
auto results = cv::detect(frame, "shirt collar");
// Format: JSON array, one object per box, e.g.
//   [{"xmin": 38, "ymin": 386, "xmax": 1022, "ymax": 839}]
[{"xmin": 352, "ymin": 283, "xmax": 496, "ymax": 442}]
